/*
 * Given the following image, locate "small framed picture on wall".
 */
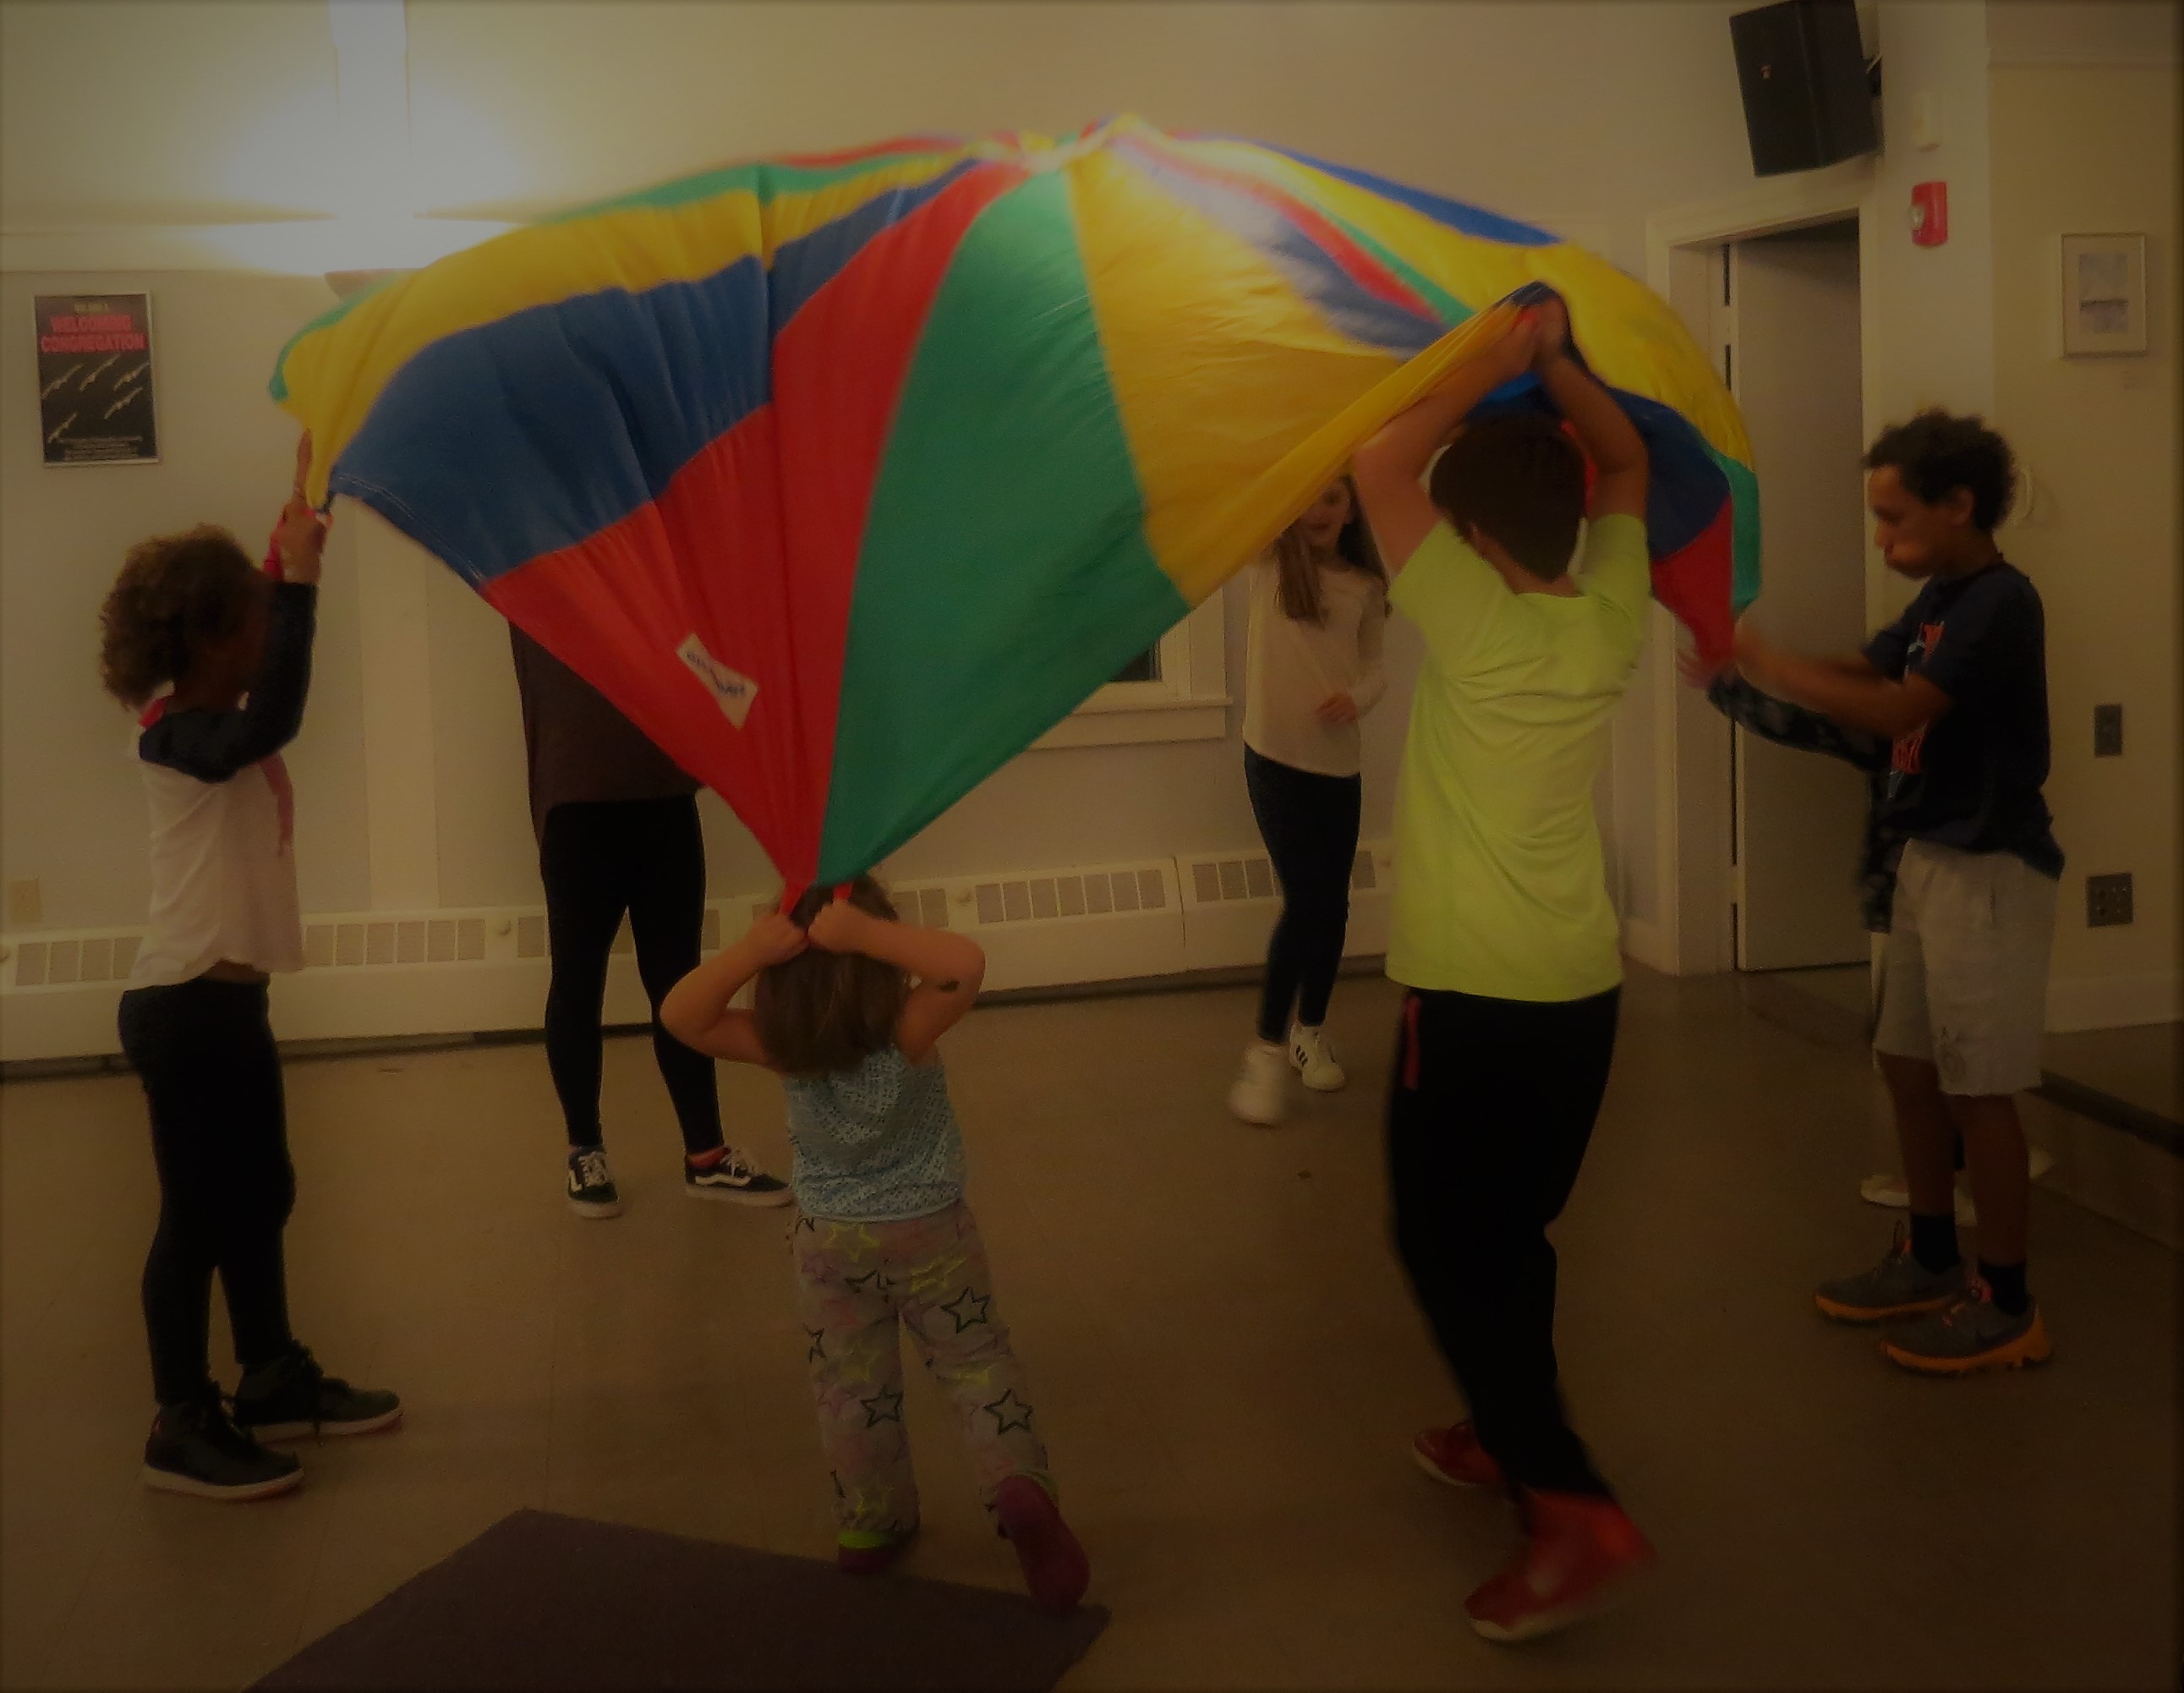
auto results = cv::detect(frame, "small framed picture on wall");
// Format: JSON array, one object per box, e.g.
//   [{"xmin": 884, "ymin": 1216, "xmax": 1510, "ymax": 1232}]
[
  {"xmin": 35, "ymin": 293, "xmax": 160, "ymax": 463},
  {"xmin": 2060, "ymin": 233, "xmax": 2148, "ymax": 356}
]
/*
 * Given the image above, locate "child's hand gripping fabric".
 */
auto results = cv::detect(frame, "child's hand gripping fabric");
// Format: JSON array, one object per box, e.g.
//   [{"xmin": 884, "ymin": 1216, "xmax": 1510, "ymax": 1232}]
[
  {"xmin": 805, "ymin": 896, "xmax": 986, "ymax": 1065},
  {"xmin": 249, "ymin": 433, "xmax": 326, "ymax": 850}
]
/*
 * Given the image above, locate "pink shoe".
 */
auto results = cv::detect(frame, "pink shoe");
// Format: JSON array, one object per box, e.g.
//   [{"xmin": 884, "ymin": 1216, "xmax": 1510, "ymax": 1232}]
[
  {"xmin": 1465, "ymin": 1490, "xmax": 1655, "ymax": 1642},
  {"xmin": 837, "ymin": 1522, "xmax": 918, "ymax": 1575},
  {"xmin": 1412, "ymin": 1421, "xmax": 1504, "ymax": 1491},
  {"xmin": 994, "ymin": 1476, "xmax": 1090, "ymax": 1612}
]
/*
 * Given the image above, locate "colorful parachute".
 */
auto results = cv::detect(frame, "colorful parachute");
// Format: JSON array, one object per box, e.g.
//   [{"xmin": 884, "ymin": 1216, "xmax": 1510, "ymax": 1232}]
[{"xmin": 272, "ymin": 118, "xmax": 1755, "ymax": 890}]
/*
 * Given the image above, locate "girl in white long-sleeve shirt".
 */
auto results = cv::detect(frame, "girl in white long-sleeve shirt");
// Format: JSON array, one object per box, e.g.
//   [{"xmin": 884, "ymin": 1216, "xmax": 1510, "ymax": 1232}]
[{"xmin": 1229, "ymin": 476, "xmax": 1388, "ymax": 1126}]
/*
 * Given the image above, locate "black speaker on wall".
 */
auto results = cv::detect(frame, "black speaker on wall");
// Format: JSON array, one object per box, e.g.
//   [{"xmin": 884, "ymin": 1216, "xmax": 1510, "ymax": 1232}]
[{"xmin": 1730, "ymin": 0, "xmax": 1878, "ymax": 177}]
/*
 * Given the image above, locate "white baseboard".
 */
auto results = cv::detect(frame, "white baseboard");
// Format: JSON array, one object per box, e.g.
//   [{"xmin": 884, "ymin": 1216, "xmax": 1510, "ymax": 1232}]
[
  {"xmin": 2047, "ymin": 970, "xmax": 2181, "ymax": 1034},
  {"xmin": 0, "ymin": 846, "xmax": 1394, "ymax": 1064},
  {"xmin": 0, "ymin": 921, "xmax": 662, "ymax": 1064}
]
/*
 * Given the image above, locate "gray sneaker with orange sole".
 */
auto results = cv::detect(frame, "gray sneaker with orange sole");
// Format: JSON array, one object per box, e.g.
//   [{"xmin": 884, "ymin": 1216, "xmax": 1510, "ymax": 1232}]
[
  {"xmin": 1815, "ymin": 1223, "xmax": 1966, "ymax": 1323},
  {"xmin": 1883, "ymin": 1281, "xmax": 2051, "ymax": 1375}
]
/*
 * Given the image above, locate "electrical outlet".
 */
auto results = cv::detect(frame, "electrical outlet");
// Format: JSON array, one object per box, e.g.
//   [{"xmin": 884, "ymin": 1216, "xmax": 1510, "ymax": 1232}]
[
  {"xmin": 2086, "ymin": 872, "xmax": 2133, "ymax": 928},
  {"xmin": 2094, "ymin": 703, "xmax": 2123, "ymax": 757},
  {"xmin": 5, "ymin": 879, "xmax": 41, "ymax": 927}
]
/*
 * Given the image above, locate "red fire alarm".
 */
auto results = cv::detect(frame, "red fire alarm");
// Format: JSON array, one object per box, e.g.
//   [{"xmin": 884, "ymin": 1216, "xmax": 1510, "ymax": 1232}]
[{"xmin": 1910, "ymin": 181, "xmax": 1949, "ymax": 246}]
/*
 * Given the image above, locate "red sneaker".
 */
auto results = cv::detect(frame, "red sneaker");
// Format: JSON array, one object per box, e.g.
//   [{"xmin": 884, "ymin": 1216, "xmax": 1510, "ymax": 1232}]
[
  {"xmin": 994, "ymin": 1476, "xmax": 1090, "ymax": 1612},
  {"xmin": 1464, "ymin": 1490, "xmax": 1655, "ymax": 1642},
  {"xmin": 1411, "ymin": 1421, "xmax": 1503, "ymax": 1491}
]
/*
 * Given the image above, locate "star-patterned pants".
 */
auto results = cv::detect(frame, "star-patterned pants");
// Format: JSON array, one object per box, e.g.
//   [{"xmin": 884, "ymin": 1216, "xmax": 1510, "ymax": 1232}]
[{"xmin": 791, "ymin": 1201, "xmax": 1054, "ymax": 1544}]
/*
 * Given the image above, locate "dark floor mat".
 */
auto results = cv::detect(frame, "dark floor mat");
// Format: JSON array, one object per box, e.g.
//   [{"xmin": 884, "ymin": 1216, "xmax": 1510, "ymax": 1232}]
[{"xmin": 255, "ymin": 1508, "xmax": 1108, "ymax": 1691}]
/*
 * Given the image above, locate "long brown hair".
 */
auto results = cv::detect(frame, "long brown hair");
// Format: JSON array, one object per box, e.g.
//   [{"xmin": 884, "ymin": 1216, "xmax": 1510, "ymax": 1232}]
[
  {"xmin": 753, "ymin": 876, "xmax": 908, "ymax": 1077},
  {"xmin": 1273, "ymin": 476, "xmax": 1386, "ymax": 623},
  {"xmin": 97, "ymin": 525, "xmax": 260, "ymax": 708}
]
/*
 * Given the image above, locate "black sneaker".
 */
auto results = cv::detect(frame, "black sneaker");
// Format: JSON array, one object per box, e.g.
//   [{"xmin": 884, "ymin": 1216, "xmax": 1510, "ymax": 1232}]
[
  {"xmin": 685, "ymin": 1146, "xmax": 792, "ymax": 1208},
  {"xmin": 567, "ymin": 1146, "xmax": 622, "ymax": 1218},
  {"xmin": 143, "ymin": 1395, "xmax": 302, "ymax": 1500},
  {"xmin": 231, "ymin": 1344, "xmax": 402, "ymax": 1443}
]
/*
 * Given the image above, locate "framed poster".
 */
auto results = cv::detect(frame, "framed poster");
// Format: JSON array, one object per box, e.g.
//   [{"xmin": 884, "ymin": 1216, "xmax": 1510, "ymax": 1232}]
[
  {"xmin": 36, "ymin": 293, "xmax": 158, "ymax": 463},
  {"xmin": 2060, "ymin": 234, "xmax": 2148, "ymax": 356}
]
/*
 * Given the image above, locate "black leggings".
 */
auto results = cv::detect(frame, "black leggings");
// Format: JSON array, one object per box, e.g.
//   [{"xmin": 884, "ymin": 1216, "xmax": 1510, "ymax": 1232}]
[
  {"xmin": 540, "ymin": 795, "xmax": 721, "ymax": 1156},
  {"xmin": 1245, "ymin": 748, "xmax": 1361, "ymax": 1044},
  {"xmin": 119, "ymin": 978, "xmax": 297, "ymax": 1407},
  {"xmin": 1388, "ymin": 984, "xmax": 1621, "ymax": 1498}
]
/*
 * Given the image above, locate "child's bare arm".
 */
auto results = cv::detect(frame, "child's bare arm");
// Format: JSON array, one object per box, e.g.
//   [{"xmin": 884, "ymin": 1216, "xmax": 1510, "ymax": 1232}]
[
  {"xmin": 807, "ymin": 901, "xmax": 986, "ymax": 1065},
  {"xmin": 660, "ymin": 912, "xmax": 805, "ymax": 1066}
]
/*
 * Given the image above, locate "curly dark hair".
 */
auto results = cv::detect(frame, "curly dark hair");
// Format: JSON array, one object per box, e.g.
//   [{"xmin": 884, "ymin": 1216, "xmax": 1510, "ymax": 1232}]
[
  {"xmin": 97, "ymin": 524, "xmax": 260, "ymax": 708},
  {"xmin": 1864, "ymin": 410, "xmax": 2017, "ymax": 533}
]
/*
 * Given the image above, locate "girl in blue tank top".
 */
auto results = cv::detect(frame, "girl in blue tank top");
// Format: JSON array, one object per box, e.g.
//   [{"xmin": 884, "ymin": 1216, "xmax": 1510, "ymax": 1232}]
[{"xmin": 663, "ymin": 877, "xmax": 1089, "ymax": 1611}]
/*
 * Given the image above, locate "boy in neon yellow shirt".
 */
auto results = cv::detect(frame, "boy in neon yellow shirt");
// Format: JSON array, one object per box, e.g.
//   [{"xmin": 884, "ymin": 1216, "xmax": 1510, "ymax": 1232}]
[{"xmin": 1353, "ymin": 300, "xmax": 1653, "ymax": 1643}]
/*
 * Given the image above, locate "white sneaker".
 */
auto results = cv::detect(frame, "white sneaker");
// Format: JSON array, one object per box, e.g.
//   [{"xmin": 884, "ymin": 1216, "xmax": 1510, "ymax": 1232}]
[
  {"xmin": 1289, "ymin": 1022, "xmax": 1346, "ymax": 1093},
  {"xmin": 1228, "ymin": 1042, "xmax": 1289, "ymax": 1126},
  {"xmin": 1858, "ymin": 1171, "xmax": 1976, "ymax": 1226},
  {"xmin": 1860, "ymin": 1139, "xmax": 2051, "ymax": 1225}
]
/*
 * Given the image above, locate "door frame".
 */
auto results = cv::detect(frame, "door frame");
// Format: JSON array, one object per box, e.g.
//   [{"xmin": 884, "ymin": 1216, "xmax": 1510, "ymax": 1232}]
[{"xmin": 1629, "ymin": 158, "xmax": 1886, "ymax": 976}]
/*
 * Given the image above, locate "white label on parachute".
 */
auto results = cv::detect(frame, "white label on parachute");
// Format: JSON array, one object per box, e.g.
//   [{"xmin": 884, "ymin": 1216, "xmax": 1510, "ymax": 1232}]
[{"xmin": 677, "ymin": 634, "xmax": 757, "ymax": 728}]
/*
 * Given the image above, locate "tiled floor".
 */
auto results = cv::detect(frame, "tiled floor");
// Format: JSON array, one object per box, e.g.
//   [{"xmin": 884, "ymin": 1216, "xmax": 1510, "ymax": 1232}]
[
  {"xmin": 1765, "ymin": 962, "xmax": 1873, "ymax": 1022},
  {"xmin": 3, "ymin": 968, "xmax": 2176, "ymax": 1690}
]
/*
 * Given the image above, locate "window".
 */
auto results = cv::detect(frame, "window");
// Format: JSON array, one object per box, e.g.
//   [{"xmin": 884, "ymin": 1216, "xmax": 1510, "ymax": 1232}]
[
  {"xmin": 1110, "ymin": 646, "xmax": 1160, "ymax": 685},
  {"xmin": 1034, "ymin": 596, "xmax": 1229, "ymax": 749}
]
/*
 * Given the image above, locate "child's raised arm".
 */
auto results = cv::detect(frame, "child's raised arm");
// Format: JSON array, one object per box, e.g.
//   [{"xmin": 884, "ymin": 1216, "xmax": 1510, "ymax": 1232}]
[
  {"xmin": 1528, "ymin": 301, "xmax": 1649, "ymax": 522},
  {"xmin": 1353, "ymin": 308, "xmax": 1538, "ymax": 573},
  {"xmin": 660, "ymin": 912, "xmax": 807, "ymax": 1066},
  {"xmin": 807, "ymin": 900, "xmax": 985, "ymax": 1066}
]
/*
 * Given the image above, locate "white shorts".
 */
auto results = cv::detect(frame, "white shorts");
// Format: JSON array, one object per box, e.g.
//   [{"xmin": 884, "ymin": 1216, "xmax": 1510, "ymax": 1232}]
[{"xmin": 1873, "ymin": 840, "xmax": 2057, "ymax": 1097}]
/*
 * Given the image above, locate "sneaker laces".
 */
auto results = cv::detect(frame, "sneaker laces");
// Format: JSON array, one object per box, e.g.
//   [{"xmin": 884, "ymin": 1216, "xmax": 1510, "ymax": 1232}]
[
  {"xmin": 166, "ymin": 1389, "xmax": 234, "ymax": 1446},
  {"xmin": 1941, "ymin": 1276, "xmax": 1994, "ymax": 1329},
  {"xmin": 223, "ymin": 1344, "xmax": 330, "ymax": 1437},
  {"xmin": 198, "ymin": 1401, "xmax": 272, "ymax": 1461},
  {"xmin": 283, "ymin": 1345, "xmax": 332, "ymax": 1437},
  {"xmin": 574, "ymin": 1148, "xmax": 612, "ymax": 1190},
  {"xmin": 715, "ymin": 1148, "xmax": 755, "ymax": 1181}
]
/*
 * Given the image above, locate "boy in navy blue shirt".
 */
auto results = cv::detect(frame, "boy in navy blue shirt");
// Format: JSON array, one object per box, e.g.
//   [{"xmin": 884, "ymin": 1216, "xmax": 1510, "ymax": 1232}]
[{"xmin": 1732, "ymin": 411, "xmax": 2061, "ymax": 1375}]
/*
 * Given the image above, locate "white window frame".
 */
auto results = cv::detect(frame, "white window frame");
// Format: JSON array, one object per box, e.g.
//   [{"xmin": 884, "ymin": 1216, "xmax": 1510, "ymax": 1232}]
[{"xmin": 1033, "ymin": 595, "xmax": 1229, "ymax": 749}]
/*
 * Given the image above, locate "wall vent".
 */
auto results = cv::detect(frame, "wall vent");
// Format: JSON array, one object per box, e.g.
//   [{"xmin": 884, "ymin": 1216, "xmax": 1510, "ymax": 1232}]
[
  {"xmin": 1178, "ymin": 841, "xmax": 1393, "ymax": 972},
  {"xmin": 0, "ymin": 855, "xmax": 1304, "ymax": 1060},
  {"xmin": 964, "ymin": 866, "xmax": 1166, "ymax": 927},
  {"xmin": 8, "ymin": 933, "xmax": 145, "ymax": 989},
  {"xmin": 1185, "ymin": 850, "xmax": 1379, "ymax": 905}
]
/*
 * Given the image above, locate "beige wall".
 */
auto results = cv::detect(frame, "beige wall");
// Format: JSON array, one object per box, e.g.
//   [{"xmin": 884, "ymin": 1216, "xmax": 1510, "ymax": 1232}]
[
  {"xmin": 3, "ymin": 0, "xmax": 1766, "ymax": 942},
  {"xmin": 0, "ymin": 271, "xmax": 372, "ymax": 931},
  {"xmin": 20, "ymin": 0, "xmax": 2167, "ymax": 1038},
  {"xmin": 1990, "ymin": 59, "xmax": 2181, "ymax": 1027},
  {"xmin": 1866, "ymin": 3, "xmax": 1999, "ymax": 421}
]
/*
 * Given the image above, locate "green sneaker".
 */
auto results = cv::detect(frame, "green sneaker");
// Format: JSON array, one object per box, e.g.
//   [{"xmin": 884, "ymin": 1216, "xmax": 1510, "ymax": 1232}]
[
  {"xmin": 1815, "ymin": 1224, "xmax": 1965, "ymax": 1323},
  {"xmin": 1884, "ymin": 1281, "xmax": 2052, "ymax": 1376}
]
